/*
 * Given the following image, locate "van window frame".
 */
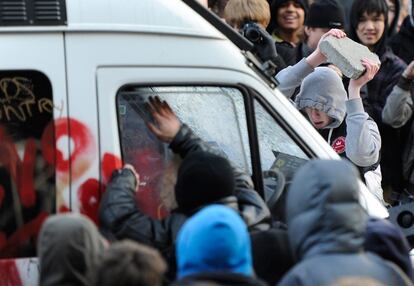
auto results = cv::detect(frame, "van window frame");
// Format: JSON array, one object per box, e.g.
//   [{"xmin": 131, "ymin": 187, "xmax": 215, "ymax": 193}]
[{"xmin": 115, "ymin": 82, "xmax": 315, "ymax": 200}]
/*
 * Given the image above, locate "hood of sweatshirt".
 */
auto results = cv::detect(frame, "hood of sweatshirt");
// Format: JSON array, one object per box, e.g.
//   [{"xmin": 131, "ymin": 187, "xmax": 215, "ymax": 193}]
[
  {"xmin": 176, "ymin": 205, "xmax": 253, "ymax": 278},
  {"xmin": 38, "ymin": 214, "xmax": 106, "ymax": 286},
  {"xmin": 286, "ymin": 160, "xmax": 368, "ymax": 260},
  {"xmin": 295, "ymin": 67, "xmax": 347, "ymax": 129}
]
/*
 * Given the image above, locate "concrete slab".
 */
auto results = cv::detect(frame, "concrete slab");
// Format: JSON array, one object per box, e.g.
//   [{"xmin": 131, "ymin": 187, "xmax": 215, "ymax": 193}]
[{"xmin": 319, "ymin": 36, "xmax": 381, "ymax": 79}]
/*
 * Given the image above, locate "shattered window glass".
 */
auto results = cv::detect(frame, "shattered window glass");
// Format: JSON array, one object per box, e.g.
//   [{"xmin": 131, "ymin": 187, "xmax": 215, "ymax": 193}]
[{"xmin": 117, "ymin": 86, "xmax": 250, "ymax": 219}]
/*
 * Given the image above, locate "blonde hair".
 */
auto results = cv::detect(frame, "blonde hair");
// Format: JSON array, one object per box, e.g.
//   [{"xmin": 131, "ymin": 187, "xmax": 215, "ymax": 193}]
[{"xmin": 224, "ymin": 0, "xmax": 270, "ymax": 29}]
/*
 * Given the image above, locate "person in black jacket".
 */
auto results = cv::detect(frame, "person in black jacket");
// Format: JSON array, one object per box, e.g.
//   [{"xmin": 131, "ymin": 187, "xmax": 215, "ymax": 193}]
[
  {"xmin": 388, "ymin": 0, "xmax": 414, "ymax": 64},
  {"xmin": 98, "ymin": 96, "xmax": 271, "ymax": 281},
  {"xmin": 348, "ymin": 0, "xmax": 407, "ymax": 197}
]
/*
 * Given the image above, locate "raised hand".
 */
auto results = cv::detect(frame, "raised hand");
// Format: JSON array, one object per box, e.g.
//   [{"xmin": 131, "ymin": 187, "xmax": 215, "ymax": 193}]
[
  {"xmin": 350, "ymin": 59, "xmax": 380, "ymax": 89},
  {"xmin": 348, "ymin": 59, "xmax": 380, "ymax": 99},
  {"xmin": 307, "ymin": 29, "xmax": 347, "ymax": 68},
  {"xmin": 146, "ymin": 96, "xmax": 181, "ymax": 143}
]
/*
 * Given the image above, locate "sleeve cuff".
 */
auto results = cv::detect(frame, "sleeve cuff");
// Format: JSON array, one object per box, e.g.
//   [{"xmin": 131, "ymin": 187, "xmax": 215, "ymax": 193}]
[{"xmin": 346, "ymin": 98, "xmax": 365, "ymax": 115}]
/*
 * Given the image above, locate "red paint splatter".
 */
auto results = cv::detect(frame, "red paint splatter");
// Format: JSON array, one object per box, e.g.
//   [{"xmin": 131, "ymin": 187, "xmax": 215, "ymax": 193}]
[
  {"xmin": 0, "ymin": 212, "xmax": 48, "ymax": 259},
  {"xmin": 127, "ymin": 148, "xmax": 169, "ymax": 219},
  {"xmin": 77, "ymin": 153, "xmax": 122, "ymax": 225},
  {"xmin": 102, "ymin": 153, "xmax": 122, "ymax": 184},
  {"xmin": 41, "ymin": 118, "xmax": 59, "ymax": 168},
  {"xmin": 42, "ymin": 118, "xmax": 96, "ymax": 181},
  {"xmin": 78, "ymin": 179, "xmax": 100, "ymax": 225},
  {"xmin": 0, "ymin": 127, "xmax": 37, "ymax": 208},
  {"xmin": 18, "ymin": 139, "xmax": 36, "ymax": 207},
  {"xmin": 59, "ymin": 205, "xmax": 70, "ymax": 213},
  {"xmin": 0, "ymin": 260, "xmax": 22, "ymax": 286}
]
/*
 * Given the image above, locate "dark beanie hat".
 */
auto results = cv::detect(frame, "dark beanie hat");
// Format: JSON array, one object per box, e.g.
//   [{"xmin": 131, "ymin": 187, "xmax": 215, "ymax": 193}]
[
  {"xmin": 305, "ymin": 0, "xmax": 345, "ymax": 29},
  {"xmin": 175, "ymin": 151, "xmax": 235, "ymax": 214}
]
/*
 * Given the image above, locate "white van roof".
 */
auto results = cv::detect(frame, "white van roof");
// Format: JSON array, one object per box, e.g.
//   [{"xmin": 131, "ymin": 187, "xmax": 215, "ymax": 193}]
[{"xmin": 0, "ymin": 0, "xmax": 225, "ymax": 39}]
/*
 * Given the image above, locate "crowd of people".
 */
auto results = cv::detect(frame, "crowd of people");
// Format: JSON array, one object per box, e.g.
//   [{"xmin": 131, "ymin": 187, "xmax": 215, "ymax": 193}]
[{"xmin": 36, "ymin": 0, "xmax": 414, "ymax": 285}]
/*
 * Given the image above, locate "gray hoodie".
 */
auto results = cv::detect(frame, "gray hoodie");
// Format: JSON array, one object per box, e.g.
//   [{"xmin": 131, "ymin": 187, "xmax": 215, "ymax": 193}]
[
  {"xmin": 276, "ymin": 59, "xmax": 381, "ymax": 168},
  {"xmin": 279, "ymin": 160, "xmax": 412, "ymax": 286},
  {"xmin": 38, "ymin": 214, "xmax": 106, "ymax": 286},
  {"xmin": 382, "ymin": 82, "xmax": 413, "ymax": 128}
]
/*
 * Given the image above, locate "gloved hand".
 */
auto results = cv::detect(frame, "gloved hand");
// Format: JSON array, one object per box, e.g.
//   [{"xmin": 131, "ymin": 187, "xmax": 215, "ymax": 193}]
[{"xmin": 240, "ymin": 21, "xmax": 286, "ymax": 73}]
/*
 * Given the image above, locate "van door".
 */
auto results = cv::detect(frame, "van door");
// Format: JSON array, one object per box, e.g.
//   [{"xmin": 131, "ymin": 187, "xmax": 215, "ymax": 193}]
[
  {"xmin": 96, "ymin": 67, "xmax": 312, "ymax": 219},
  {"xmin": 0, "ymin": 33, "xmax": 68, "ymax": 285}
]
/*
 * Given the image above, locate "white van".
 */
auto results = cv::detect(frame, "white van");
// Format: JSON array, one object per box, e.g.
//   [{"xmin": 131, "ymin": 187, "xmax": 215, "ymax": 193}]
[{"xmin": 0, "ymin": 0, "xmax": 387, "ymax": 284}]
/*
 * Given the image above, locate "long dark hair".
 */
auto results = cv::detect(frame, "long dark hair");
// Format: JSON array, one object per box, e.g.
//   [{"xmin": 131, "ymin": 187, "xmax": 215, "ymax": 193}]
[
  {"xmin": 348, "ymin": 0, "xmax": 389, "ymax": 57},
  {"xmin": 388, "ymin": 0, "xmax": 401, "ymax": 37}
]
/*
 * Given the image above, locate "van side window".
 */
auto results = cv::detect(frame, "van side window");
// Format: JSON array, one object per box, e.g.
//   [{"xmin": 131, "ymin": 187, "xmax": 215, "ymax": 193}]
[
  {"xmin": 117, "ymin": 86, "xmax": 250, "ymax": 219},
  {"xmin": 254, "ymin": 99, "xmax": 309, "ymax": 221},
  {"xmin": 0, "ymin": 71, "xmax": 56, "ymax": 258}
]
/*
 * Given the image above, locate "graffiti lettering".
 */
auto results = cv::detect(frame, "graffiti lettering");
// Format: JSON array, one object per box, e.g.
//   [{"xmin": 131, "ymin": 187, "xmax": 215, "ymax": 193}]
[
  {"xmin": 0, "ymin": 77, "xmax": 61, "ymax": 122},
  {"xmin": 38, "ymin": 98, "xmax": 53, "ymax": 114},
  {"xmin": 0, "ymin": 77, "xmax": 34, "ymax": 104}
]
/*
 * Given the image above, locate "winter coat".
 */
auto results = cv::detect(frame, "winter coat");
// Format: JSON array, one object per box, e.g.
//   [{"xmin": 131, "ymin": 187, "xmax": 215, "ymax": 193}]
[
  {"xmin": 99, "ymin": 124, "xmax": 271, "ymax": 279},
  {"xmin": 389, "ymin": 17, "xmax": 414, "ymax": 64},
  {"xmin": 280, "ymin": 42, "xmax": 313, "ymax": 67},
  {"xmin": 250, "ymin": 227, "xmax": 294, "ymax": 285},
  {"xmin": 382, "ymin": 76, "xmax": 414, "ymax": 187},
  {"xmin": 278, "ymin": 160, "xmax": 413, "ymax": 286},
  {"xmin": 38, "ymin": 214, "xmax": 106, "ymax": 286},
  {"xmin": 364, "ymin": 217, "xmax": 414, "ymax": 281}
]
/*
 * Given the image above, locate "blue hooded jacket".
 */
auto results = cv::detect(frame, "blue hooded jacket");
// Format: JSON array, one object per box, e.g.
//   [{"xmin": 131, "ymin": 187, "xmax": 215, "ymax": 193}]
[{"xmin": 176, "ymin": 205, "xmax": 253, "ymax": 278}]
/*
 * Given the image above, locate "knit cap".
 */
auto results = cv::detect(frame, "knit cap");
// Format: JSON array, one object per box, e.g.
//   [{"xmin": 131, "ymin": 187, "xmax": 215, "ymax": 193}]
[
  {"xmin": 175, "ymin": 151, "xmax": 235, "ymax": 214},
  {"xmin": 176, "ymin": 205, "xmax": 252, "ymax": 278},
  {"xmin": 305, "ymin": 0, "xmax": 345, "ymax": 29}
]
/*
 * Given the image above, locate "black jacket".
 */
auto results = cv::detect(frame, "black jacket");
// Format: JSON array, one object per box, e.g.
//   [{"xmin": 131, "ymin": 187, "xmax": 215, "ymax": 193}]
[
  {"xmin": 170, "ymin": 272, "xmax": 268, "ymax": 286},
  {"xmin": 99, "ymin": 124, "xmax": 271, "ymax": 278},
  {"xmin": 389, "ymin": 17, "xmax": 414, "ymax": 65}
]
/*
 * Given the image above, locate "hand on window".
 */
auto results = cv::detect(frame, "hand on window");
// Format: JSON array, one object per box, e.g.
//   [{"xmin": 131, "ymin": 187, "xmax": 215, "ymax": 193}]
[
  {"xmin": 123, "ymin": 164, "xmax": 140, "ymax": 192},
  {"xmin": 146, "ymin": 96, "xmax": 181, "ymax": 143}
]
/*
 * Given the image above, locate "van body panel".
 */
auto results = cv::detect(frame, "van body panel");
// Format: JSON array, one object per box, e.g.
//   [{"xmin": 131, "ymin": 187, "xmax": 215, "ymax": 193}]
[
  {"xmin": 65, "ymin": 0, "xmax": 222, "ymax": 37},
  {"xmin": 0, "ymin": 33, "xmax": 67, "ymax": 286},
  {"xmin": 0, "ymin": 1, "xmax": 389, "ymax": 285}
]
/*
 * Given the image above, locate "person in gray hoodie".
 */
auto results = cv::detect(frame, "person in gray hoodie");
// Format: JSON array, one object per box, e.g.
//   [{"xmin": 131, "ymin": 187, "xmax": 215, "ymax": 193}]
[
  {"xmin": 38, "ymin": 213, "xmax": 107, "ymax": 286},
  {"xmin": 278, "ymin": 159, "xmax": 412, "ymax": 286},
  {"xmin": 382, "ymin": 60, "xmax": 414, "ymax": 196},
  {"xmin": 275, "ymin": 29, "xmax": 383, "ymax": 202}
]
